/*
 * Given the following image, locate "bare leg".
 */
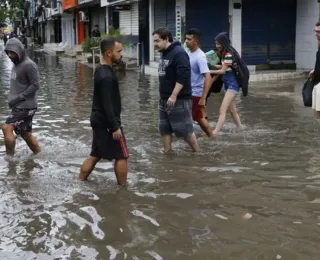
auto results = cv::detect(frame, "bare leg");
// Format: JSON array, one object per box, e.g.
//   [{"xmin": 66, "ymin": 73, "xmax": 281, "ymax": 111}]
[
  {"xmin": 2, "ymin": 124, "xmax": 16, "ymax": 156},
  {"xmin": 114, "ymin": 159, "xmax": 128, "ymax": 186},
  {"xmin": 79, "ymin": 156, "xmax": 100, "ymax": 181},
  {"xmin": 229, "ymin": 98, "xmax": 242, "ymax": 128},
  {"xmin": 162, "ymin": 135, "xmax": 173, "ymax": 153},
  {"xmin": 213, "ymin": 91, "xmax": 237, "ymax": 136},
  {"xmin": 21, "ymin": 131, "xmax": 41, "ymax": 154},
  {"xmin": 197, "ymin": 118, "xmax": 213, "ymax": 137},
  {"xmin": 184, "ymin": 133, "xmax": 200, "ymax": 152}
]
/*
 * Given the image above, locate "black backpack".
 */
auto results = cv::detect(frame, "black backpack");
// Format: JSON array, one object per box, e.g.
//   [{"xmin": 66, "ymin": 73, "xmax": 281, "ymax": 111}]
[
  {"xmin": 231, "ymin": 58, "xmax": 250, "ymax": 96},
  {"xmin": 208, "ymin": 63, "xmax": 223, "ymax": 93}
]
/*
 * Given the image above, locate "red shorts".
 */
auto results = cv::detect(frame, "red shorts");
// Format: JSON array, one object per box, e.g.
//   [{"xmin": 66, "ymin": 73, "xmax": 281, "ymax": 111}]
[{"xmin": 192, "ymin": 96, "xmax": 205, "ymax": 121}]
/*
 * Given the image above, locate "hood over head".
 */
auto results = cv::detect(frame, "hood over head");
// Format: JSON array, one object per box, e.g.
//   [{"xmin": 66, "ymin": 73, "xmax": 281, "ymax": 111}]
[
  {"xmin": 4, "ymin": 37, "xmax": 26, "ymax": 64},
  {"xmin": 215, "ymin": 32, "xmax": 241, "ymax": 63}
]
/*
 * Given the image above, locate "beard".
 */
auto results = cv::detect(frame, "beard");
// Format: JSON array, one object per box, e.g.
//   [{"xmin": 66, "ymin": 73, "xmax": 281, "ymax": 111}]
[
  {"xmin": 9, "ymin": 57, "xmax": 19, "ymax": 65},
  {"xmin": 112, "ymin": 56, "xmax": 122, "ymax": 64}
]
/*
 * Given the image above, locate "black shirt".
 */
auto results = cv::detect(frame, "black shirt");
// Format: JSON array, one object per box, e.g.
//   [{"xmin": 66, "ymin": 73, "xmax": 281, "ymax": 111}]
[
  {"xmin": 314, "ymin": 49, "xmax": 320, "ymax": 84},
  {"xmin": 92, "ymin": 29, "xmax": 101, "ymax": 38},
  {"xmin": 158, "ymin": 41, "xmax": 192, "ymax": 100},
  {"xmin": 90, "ymin": 65, "xmax": 121, "ymax": 132}
]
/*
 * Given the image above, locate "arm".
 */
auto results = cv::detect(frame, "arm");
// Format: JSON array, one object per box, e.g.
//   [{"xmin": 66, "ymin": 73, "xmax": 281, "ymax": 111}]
[
  {"xmin": 99, "ymin": 77, "xmax": 121, "ymax": 132},
  {"xmin": 212, "ymin": 64, "xmax": 222, "ymax": 69},
  {"xmin": 171, "ymin": 52, "xmax": 190, "ymax": 98},
  {"xmin": 201, "ymin": 73, "xmax": 213, "ymax": 100},
  {"xmin": 210, "ymin": 63, "xmax": 228, "ymax": 75},
  {"xmin": 210, "ymin": 75, "xmax": 219, "ymax": 85},
  {"xmin": 10, "ymin": 62, "xmax": 40, "ymax": 106},
  {"xmin": 171, "ymin": 82, "xmax": 184, "ymax": 98}
]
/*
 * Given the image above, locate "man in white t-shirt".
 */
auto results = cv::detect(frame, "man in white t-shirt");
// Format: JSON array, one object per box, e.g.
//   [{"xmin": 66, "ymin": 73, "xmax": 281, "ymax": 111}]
[{"xmin": 185, "ymin": 28, "xmax": 213, "ymax": 137}]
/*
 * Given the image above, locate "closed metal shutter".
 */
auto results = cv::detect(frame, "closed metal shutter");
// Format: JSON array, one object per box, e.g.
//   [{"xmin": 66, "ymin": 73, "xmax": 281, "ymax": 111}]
[
  {"xmin": 186, "ymin": 0, "xmax": 229, "ymax": 52},
  {"xmin": 242, "ymin": 0, "xmax": 296, "ymax": 65},
  {"xmin": 154, "ymin": 0, "xmax": 176, "ymax": 35},
  {"xmin": 131, "ymin": 2, "xmax": 139, "ymax": 35},
  {"xmin": 119, "ymin": 9, "xmax": 131, "ymax": 35}
]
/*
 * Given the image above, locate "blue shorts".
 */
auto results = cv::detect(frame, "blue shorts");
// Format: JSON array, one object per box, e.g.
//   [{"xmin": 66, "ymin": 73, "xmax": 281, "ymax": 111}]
[
  {"xmin": 223, "ymin": 72, "xmax": 240, "ymax": 94},
  {"xmin": 158, "ymin": 99, "xmax": 194, "ymax": 138}
]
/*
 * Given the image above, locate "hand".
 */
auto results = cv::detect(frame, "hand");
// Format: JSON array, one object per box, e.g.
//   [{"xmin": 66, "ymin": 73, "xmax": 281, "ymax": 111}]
[
  {"xmin": 112, "ymin": 128, "xmax": 122, "ymax": 140},
  {"xmin": 309, "ymin": 70, "xmax": 314, "ymax": 78},
  {"xmin": 167, "ymin": 95, "xmax": 177, "ymax": 107},
  {"xmin": 198, "ymin": 97, "xmax": 206, "ymax": 107}
]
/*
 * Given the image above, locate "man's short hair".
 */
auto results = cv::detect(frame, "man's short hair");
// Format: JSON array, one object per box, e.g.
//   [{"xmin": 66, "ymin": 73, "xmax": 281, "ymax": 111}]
[
  {"xmin": 185, "ymin": 28, "xmax": 201, "ymax": 41},
  {"xmin": 316, "ymin": 21, "xmax": 320, "ymax": 27},
  {"xmin": 100, "ymin": 38, "xmax": 117, "ymax": 55},
  {"xmin": 95, "ymin": 24, "xmax": 99, "ymax": 27},
  {"xmin": 152, "ymin": 27, "xmax": 173, "ymax": 43}
]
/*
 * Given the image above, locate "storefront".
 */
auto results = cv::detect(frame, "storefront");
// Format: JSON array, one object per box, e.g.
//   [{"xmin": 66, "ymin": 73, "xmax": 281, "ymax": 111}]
[{"xmin": 62, "ymin": 0, "xmax": 77, "ymax": 47}]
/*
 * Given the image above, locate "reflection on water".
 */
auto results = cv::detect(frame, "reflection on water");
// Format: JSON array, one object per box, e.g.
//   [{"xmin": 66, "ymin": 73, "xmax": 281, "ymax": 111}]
[{"xmin": 1, "ymin": 43, "xmax": 320, "ymax": 259}]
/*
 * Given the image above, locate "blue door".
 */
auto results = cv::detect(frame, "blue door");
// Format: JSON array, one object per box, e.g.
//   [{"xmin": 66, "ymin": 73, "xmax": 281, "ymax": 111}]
[
  {"xmin": 186, "ymin": 0, "xmax": 229, "ymax": 52},
  {"xmin": 242, "ymin": 0, "xmax": 297, "ymax": 65},
  {"xmin": 154, "ymin": 0, "xmax": 176, "ymax": 37}
]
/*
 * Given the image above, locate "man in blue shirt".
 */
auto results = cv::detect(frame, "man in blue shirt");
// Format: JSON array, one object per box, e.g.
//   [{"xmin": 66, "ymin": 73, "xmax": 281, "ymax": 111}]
[{"xmin": 185, "ymin": 28, "xmax": 213, "ymax": 137}]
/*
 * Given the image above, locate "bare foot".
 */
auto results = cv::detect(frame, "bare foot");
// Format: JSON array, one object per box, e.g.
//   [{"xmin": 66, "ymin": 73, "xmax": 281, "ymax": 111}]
[
  {"xmin": 212, "ymin": 130, "xmax": 219, "ymax": 137},
  {"xmin": 78, "ymin": 175, "xmax": 89, "ymax": 181}
]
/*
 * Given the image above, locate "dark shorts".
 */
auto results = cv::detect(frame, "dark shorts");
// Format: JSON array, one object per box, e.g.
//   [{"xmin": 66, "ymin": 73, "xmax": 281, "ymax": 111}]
[
  {"xmin": 5, "ymin": 108, "xmax": 37, "ymax": 135},
  {"xmin": 158, "ymin": 99, "xmax": 194, "ymax": 138},
  {"xmin": 192, "ymin": 96, "xmax": 205, "ymax": 121},
  {"xmin": 90, "ymin": 127, "xmax": 129, "ymax": 161}
]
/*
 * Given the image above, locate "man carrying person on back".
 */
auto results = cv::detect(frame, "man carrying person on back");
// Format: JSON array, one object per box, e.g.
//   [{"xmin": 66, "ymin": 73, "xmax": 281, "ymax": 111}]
[
  {"xmin": 185, "ymin": 28, "xmax": 214, "ymax": 137},
  {"xmin": 79, "ymin": 38, "xmax": 129, "ymax": 186},
  {"xmin": 152, "ymin": 27, "xmax": 200, "ymax": 152},
  {"xmin": 3, "ymin": 38, "xmax": 41, "ymax": 158}
]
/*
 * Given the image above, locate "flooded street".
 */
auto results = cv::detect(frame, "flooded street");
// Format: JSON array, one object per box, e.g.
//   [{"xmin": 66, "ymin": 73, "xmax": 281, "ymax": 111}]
[{"xmin": 1, "ymin": 43, "xmax": 320, "ymax": 260}]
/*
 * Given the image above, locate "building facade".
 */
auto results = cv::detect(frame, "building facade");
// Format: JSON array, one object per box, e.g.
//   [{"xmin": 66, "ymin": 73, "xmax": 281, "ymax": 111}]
[{"xmin": 147, "ymin": 0, "xmax": 319, "ymax": 70}]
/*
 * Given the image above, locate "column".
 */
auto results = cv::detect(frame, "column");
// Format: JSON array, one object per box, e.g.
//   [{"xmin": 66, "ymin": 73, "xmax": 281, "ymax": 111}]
[
  {"xmin": 229, "ymin": 0, "xmax": 242, "ymax": 55},
  {"xmin": 149, "ymin": 0, "xmax": 155, "ymax": 62}
]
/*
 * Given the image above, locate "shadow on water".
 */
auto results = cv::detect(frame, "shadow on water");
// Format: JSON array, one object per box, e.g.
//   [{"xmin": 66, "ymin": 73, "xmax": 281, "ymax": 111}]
[{"xmin": 1, "ymin": 43, "xmax": 320, "ymax": 259}]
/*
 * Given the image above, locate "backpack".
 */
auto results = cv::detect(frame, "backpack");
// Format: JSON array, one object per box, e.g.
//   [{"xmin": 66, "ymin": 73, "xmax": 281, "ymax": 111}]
[{"xmin": 231, "ymin": 58, "xmax": 250, "ymax": 96}]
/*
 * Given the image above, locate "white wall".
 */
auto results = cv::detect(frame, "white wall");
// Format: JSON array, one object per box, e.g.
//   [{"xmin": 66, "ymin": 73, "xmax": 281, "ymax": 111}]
[
  {"xmin": 229, "ymin": 0, "xmax": 242, "ymax": 56},
  {"xmin": 46, "ymin": 20, "xmax": 55, "ymax": 43},
  {"xmin": 62, "ymin": 13, "xmax": 75, "ymax": 48},
  {"xmin": 296, "ymin": 0, "xmax": 320, "ymax": 70}
]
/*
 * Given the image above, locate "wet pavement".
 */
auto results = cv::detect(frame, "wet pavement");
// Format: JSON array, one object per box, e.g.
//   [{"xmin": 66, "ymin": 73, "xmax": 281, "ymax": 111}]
[{"xmin": 1, "ymin": 42, "xmax": 320, "ymax": 259}]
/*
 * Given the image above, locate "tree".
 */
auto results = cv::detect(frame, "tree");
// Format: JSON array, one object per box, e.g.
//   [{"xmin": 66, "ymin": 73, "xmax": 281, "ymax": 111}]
[{"xmin": 0, "ymin": 0, "xmax": 26, "ymax": 25}]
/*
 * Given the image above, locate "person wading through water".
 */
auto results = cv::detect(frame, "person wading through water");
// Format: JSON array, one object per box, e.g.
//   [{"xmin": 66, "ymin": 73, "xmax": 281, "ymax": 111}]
[
  {"xmin": 185, "ymin": 28, "xmax": 213, "ymax": 137},
  {"xmin": 210, "ymin": 32, "xmax": 244, "ymax": 136},
  {"xmin": 153, "ymin": 27, "xmax": 200, "ymax": 152},
  {"xmin": 3, "ymin": 38, "xmax": 41, "ymax": 159},
  {"xmin": 79, "ymin": 38, "xmax": 129, "ymax": 186}
]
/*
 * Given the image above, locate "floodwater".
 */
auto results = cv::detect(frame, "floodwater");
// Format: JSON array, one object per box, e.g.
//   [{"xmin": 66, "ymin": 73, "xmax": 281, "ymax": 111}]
[{"xmin": 1, "ymin": 42, "xmax": 320, "ymax": 260}]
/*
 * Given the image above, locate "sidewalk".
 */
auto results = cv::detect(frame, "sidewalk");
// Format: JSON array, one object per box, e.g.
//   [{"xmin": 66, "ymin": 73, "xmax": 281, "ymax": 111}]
[
  {"xmin": 41, "ymin": 44, "xmax": 139, "ymax": 70},
  {"xmin": 145, "ymin": 62, "xmax": 309, "ymax": 82}
]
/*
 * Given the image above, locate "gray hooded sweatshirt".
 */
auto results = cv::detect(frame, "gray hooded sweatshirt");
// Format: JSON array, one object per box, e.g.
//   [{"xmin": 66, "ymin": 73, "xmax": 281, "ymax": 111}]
[{"xmin": 4, "ymin": 38, "xmax": 40, "ymax": 109}]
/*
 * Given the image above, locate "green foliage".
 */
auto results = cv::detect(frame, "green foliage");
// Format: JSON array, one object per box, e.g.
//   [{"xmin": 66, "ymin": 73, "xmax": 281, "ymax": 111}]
[
  {"xmin": 0, "ymin": 0, "xmax": 26, "ymax": 24},
  {"xmin": 82, "ymin": 37, "xmax": 101, "ymax": 53},
  {"xmin": 101, "ymin": 27, "xmax": 126, "ymax": 43},
  {"xmin": 82, "ymin": 27, "xmax": 127, "ymax": 53}
]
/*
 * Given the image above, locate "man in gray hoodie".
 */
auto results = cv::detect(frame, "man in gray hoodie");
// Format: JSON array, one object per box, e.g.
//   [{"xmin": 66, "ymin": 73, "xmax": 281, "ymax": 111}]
[{"xmin": 3, "ymin": 38, "xmax": 40, "ymax": 157}]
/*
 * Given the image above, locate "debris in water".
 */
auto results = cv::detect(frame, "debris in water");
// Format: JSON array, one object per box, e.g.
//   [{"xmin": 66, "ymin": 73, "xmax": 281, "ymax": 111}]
[{"xmin": 242, "ymin": 213, "xmax": 252, "ymax": 220}]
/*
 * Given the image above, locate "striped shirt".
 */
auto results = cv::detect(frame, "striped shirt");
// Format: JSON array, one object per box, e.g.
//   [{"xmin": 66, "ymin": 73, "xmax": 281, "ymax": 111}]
[{"xmin": 222, "ymin": 52, "xmax": 233, "ymax": 71}]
